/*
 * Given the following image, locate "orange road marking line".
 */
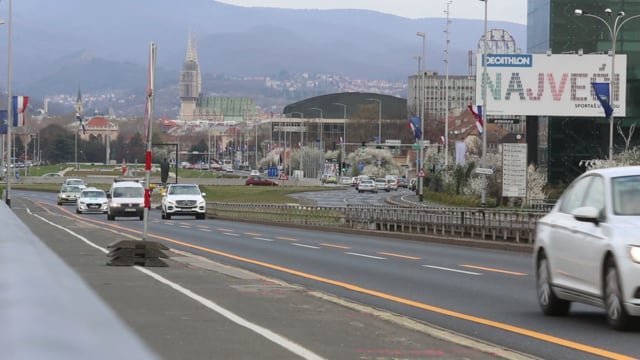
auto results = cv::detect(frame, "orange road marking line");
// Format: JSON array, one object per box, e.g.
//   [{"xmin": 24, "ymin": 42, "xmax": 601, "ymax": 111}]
[
  {"xmin": 320, "ymin": 243, "xmax": 351, "ymax": 249},
  {"xmin": 460, "ymin": 264, "xmax": 528, "ymax": 276},
  {"xmin": 36, "ymin": 201, "xmax": 636, "ymax": 360},
  {"xmin": 377, "ymin": 252, "xmax": 421, "ymax": 260}
]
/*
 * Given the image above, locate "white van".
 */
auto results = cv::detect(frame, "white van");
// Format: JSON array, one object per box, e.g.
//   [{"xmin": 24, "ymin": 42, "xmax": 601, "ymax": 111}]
[
  {"xmin": 222, "ymin": 159, "xmax": 233, "ymax": 172},
  {"xmin": 107, "ymin": 180, "xmax": 145, "ymax": 221}
]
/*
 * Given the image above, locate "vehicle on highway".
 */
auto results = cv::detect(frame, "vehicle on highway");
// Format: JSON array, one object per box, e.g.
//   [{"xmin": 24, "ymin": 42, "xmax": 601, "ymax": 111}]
[
  {"xmin": 357, "ymin": 179, "xmax": 378, "ymax": 193},
  {"xmin": 339, "ymin": 176, "xmax": 352, "ymax": 186},
  {"xmin": 161, "ymin": 183, "xmax": 207, "ymax": 220},
  {"xmin": 245, "ymin": 175, "xmax": 278, "ymax": 186},
  {"xmin": 222, "ymin": 159, "xmax": 233, "ymax": 173},
  {"xmin": 322, "ymin": 174, "xmax": 338, "ymax": 184},
  {"xmin": 250, "ymin": 169, "xmax": 261, "ymax": 176},
  {"xmin": 64, "ymin": 178, "xmax": 87, "ymax": 189},
  {"xmin": 408, "ymin": 178, "xmax": 417, "ymax": 191},
  {"xmin": 374, "ymin": 178, "xmax": 391, "ymax": 192},
  {"xmin": 385, "ymin": 177, "xmax": 398, "ymax": 191},
  {"xmin": 354, "ymin": 175, "xmax": 370, "ymax": 190},
  {"xmin": 76, "ymin": 188, "xmax": 108, "ymax": 214},
  {"xmin": 534, "ymin": 166, "xmax": 640, "ymax": 330},
  {"xmin": 106, "ymin": 179, "xmax": 144, "ymax": 221},
  {"xmin": 397, "ymin": 177, "xmax": 408, "ymax": 188},
  {"xmin": 41, "ymin": 172, "xmax": 62, "ymax": 177},
  {"xmin": 57, "ymin": 185, "xmax": 83, "ymax": 205}
]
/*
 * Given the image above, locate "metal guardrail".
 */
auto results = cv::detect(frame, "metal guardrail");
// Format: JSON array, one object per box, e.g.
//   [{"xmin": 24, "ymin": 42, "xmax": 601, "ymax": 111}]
[
  {"xmin": 0, "ymin": 203, "xmax": 157, "ymax": 359},
  {"xmin": 207, "ymin": 202, "xmax": 546, "ymax": 243}
]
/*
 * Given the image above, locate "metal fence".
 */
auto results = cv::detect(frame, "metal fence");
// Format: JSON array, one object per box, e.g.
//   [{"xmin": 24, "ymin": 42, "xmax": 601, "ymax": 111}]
[{"xmin": 207, "ymin": 202, "xmax": 546, "ymax": 243}]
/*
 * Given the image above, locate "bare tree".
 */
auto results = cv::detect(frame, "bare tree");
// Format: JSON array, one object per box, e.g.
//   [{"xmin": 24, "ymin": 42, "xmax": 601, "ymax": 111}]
[{"xmin": 617, "ymin": 122, "xmax": 636, "ymax": 152}]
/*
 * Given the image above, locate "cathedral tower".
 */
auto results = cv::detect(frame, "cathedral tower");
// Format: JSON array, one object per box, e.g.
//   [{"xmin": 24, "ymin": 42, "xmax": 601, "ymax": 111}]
[{"xmin": 179, "ymin": 33, "xmax": 202, "ymax": 120}]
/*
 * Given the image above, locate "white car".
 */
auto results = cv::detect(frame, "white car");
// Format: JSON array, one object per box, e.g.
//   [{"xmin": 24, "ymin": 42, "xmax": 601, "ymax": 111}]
[
  {"xmin": 64, "ymin": 178, "xmax": 87, "ymax": 189},
  {"xmin": 339, "ymin": 176, "xmax": 352, "ymax": 186},
  {"xmin": 534, "ymin": 166, "xmax": 640, "ymax": 330},
  {"xmin": 76, "ymin": 188, "xmax": 108, "ymax": 214},
  {"xmin": 107, "ymin": 180, "xmax": 144, "ymax": 221},
  {"xmin": 161, "ymin": 183, "xmax": 207, "ymax": 220},
  {"xmin": 357, "ymin": 179, "xmax": 378, "ymax": 193},
  {"xmin": 374, "ymin": 178, "xmax": 390, "ymax": 192}
]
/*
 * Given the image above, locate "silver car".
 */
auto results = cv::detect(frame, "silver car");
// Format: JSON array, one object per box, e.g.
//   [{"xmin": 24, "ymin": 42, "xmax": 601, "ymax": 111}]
[
  {"xmin": 534, "ymin": 166, "xmax": 640, "ymax": 330},
  {"xmin": 357, "ymin": 179, "xmax": 378, "ymax": 193}
]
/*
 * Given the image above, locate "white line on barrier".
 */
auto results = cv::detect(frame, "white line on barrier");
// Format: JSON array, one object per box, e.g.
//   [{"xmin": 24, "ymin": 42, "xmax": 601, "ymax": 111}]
[{"xmin": 28, "ymin": 210, "xmax": 325, "ymax": 360}]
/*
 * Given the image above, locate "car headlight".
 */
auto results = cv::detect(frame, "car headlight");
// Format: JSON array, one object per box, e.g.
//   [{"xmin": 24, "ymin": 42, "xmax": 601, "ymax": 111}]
[
  {"xmin": 630, "ymin": 246, "xmax": 640, "ymax": 263},
  {"xmin": 166, "ymin": 200, "xmax": 176, "ymax": 206},
  {"xmin": 197, "ymin": 199, "xmax": 206, "ymax": 206}
]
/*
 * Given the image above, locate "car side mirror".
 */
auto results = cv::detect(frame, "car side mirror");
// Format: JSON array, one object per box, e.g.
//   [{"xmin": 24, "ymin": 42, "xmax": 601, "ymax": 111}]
[
  {"xmin": 201, "ymin": 192, "xmax": 206, "ymax": 197},
  {"xmin": 572, "ymin": 206, "xmax": 600, "ymax": 225}
]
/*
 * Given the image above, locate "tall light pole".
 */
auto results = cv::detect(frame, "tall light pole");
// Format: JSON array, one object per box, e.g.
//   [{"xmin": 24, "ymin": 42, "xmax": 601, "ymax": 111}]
[
  {"xmin": 333, "ymin": 102, "xmax": 347, "ymax": 175},
  {"xmin": 417, "ymin": 31, "xmax": 426, "ymax": 202},
  {"xmin": 106, "ymin": 117, "xmax": 111, "ymax": 165},
  {"xmin": 366, "ymin": 98, "xmax": 382, "ymax": 144},
  {"xmin": 575, "ymin": 8, "xmax": 640, "ymax": 161},
  {"xmin": 310, "ymin": 107, "xmax": 323, "ymax": 151},
  {"xmin": 444, "ymin": 1, "xmax": 452, "ymax": 167},
  {"xmin": 5, "ymin": 0, "xmax": 12, "ymax": 206},
  {"xmin": 480, "ymin": 0, "xmax": 488, "ymax": 207}
]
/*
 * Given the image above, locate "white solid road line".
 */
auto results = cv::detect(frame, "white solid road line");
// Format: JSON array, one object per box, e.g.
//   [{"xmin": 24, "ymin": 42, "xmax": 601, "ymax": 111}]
[
  {"xmin": 423, "ymin": 265, "xmax": 482, "ymax": 276},
  {"xmin": 199, "ymin": 229, "xmax": 212, "ymax": 232},
  {"xmin": 344, "ymin": 252, "xmax": 386, "ymax": 260},
  {"xmin": 28, "ymin": 209, "xmax": 325, "ymax": 360},
  {"xmin": 292, "ymin": 243, "xmax": 320, "ymax": 249}
]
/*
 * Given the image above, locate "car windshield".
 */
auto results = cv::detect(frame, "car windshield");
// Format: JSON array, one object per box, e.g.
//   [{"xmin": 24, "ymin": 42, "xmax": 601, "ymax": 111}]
[
  {"xmin": 113, "ymin": 187, "xmax": 144, "ymax": 198},
  {"xmin": 66, "ymin": 180, "xmax": 85, "ymax": 186},
  {"xmin": 61, "ymin": 185, "xmax": 82, "ymax": 193},
  {"xmin": 612, "ymin": 175, "xmax": 640, "ymax": 215},
  {"xmin": 82, "ymin": 191, "xmax": 106, "ymax": 198},
  {"xmin": 168, "ymin": 185, "xmax": 200, "ymax": 195}
]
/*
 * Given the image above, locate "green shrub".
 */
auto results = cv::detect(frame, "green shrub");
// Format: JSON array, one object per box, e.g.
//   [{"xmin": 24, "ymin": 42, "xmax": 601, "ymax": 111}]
[{"xmin": 424, "ymin": 189, "xmax": 497, "ymax": 208}]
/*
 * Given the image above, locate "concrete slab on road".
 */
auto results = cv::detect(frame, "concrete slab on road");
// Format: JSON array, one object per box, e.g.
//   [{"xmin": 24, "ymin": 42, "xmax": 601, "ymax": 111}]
[{"xmin": 15, "ymin": 196, "xmax": 525, "ymax": 360}]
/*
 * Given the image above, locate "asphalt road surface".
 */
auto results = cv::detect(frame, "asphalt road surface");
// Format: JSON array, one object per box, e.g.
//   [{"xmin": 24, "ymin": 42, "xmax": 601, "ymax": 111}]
[{"xmin": 15, "ymin": 190, "xmax": 640, "ymax": 360}]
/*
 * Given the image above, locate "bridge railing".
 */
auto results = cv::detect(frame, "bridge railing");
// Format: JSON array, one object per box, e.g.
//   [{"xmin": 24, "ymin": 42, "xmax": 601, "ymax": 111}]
[{"xmin": 207, "ymin": 202, "xmax": 546, "ymax": 243}]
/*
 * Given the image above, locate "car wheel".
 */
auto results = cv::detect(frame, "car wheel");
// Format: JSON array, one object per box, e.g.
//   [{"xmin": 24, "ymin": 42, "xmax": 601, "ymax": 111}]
[
  {"xmin": 107, "ymin": 214, "xmax": 114, "ymax": 221},
  {"xmin": 196, "ymin": 214, "xmax": 205, "ymax": 220},
  {"xmin": 537, "ymin": 255, "xmax": 570, "ymax": 316},
  {"xmin": 139, "ymin": 215, "xmax": 144, "ymax": 220},
  {"xmin": 161, "ymin": 212, "xmax": 166, "ymax": 220},
  {"xmin": 76, "ymin": 209, "xmax": 81, "ymax": 214},
  {"xmin": 57, "ymin": 202, "xmax": 62, "ymax": 206},
  {"xmin": 165, "ymin": 214, "xmax": 171, "ymax": 220},
  {"xmin": 605, "ymin": 261, "xmax": 635, "ymax": 330}
]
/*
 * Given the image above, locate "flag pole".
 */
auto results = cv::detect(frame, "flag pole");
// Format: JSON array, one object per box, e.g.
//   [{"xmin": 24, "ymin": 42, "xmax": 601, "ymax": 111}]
[{"xmin": 142, "ymin": 42, "xmax": 157, "ymax": 241}]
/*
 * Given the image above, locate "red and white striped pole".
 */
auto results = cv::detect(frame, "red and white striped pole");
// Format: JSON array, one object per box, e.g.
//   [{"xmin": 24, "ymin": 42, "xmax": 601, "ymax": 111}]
[{"xmin": 142, "ymin": 42, "xmax": 157, "ymax": 241}]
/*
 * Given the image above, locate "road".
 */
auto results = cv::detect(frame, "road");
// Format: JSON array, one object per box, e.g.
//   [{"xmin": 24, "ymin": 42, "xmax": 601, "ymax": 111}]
[
  {"xmin": 289, "ymin": 186, "xmax": 415, "ymax": 206},
  {"xmin": 15, "ymin": 190, "xmax": 640, "ymax": 360}
]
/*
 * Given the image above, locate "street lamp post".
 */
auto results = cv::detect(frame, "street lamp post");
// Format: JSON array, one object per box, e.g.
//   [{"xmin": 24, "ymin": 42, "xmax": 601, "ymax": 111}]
[
  {"xmin": 575, "ymin": 8, "xmax": 640, "ymax": 161},
  {"xmin": 480, "ymin": 0, "xmax": 488, "ymax": 207},
  {"xmin": 444, "ymin": 1, "xmax": 452, "ymax": 167},
  {"xmin": 365, "ymin": 98, "xmax": 382, "ymax": 144},
  {"xmin": 332, "ymin": 102, "xmax": 347, "ymax": 175},
  {"xmin": 5, "ymin": 0, "xmax": 13, "ymax": 206},
  {"xmin": 417, "ymin": 31, "xmax": 426, "ymax": 202},
  {"xmin": 310, "ymin": 107, "xmax": 323, "ymax": 151}
]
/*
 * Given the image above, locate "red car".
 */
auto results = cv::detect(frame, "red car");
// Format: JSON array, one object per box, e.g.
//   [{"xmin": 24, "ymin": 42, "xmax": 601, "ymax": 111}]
[{"xmin": 245, "ymin": 176, "xmax": 278, "ymax": 186}]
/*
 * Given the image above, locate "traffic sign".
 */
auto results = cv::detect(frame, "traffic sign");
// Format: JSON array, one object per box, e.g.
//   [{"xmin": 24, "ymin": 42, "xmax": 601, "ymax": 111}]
[
  {"xmin": 417, "ymin": 170, "xmax": 425, "ymax": 178},
  {"xmin": 278, "ymin": 173, "xmax": 289, "ymax": 180},
  {"xmin": 475, "ymin": 167, "xmax": 494, "ymax": 175}
]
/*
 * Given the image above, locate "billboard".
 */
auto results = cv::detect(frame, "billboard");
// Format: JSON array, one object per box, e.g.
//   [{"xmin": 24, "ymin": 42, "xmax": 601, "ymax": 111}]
[{"xmin": 475, "ymin": 54, "xmax": 626, "ymax": 117}]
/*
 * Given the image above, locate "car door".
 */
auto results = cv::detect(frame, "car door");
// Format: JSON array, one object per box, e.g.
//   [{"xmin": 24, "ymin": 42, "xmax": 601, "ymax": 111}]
[
  {"xmin": 566, "ymin": 175, "xmax": 608, "ymax": 296},
  {"xmin": 546, "ymin": 176, "xmax": 593, "ymax": 289}
]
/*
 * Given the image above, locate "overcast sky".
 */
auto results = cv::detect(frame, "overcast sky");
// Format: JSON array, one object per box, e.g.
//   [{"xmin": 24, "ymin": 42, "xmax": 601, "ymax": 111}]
[{"xmin": 216, "ymin": 0, "xmax": 528, "ymax": 24}]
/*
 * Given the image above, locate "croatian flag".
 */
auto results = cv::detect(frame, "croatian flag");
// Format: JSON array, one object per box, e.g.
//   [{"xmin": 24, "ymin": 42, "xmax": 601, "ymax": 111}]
[
  {"xmin": 12, "ymin": 95, "xmax": 29, "ymax": 127},
  {"xmin": 408, "ymin": 116, "xmax": 422, "ymax": 140},
  {"xmin": 468, "ymin": 104, "xmax": 484, "ymax": 134}
]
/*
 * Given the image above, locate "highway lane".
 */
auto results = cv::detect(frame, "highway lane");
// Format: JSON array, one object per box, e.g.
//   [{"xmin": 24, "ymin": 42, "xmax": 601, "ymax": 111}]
[
  {"xmin": 19, "ymin": 191, "xmax": 640, "ymax": 360},
  {"xmin": 288, "ymin": 185, "xmax": 407, "ymax": 206}
]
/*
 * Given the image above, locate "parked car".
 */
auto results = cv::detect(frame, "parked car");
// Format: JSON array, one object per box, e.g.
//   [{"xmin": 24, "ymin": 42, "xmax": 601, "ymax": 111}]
[
  {"xmin": 57, "ymin": 185, "xmax": 83, "ymax": 205},
  {"xmin": 374, "ymin": 178, "xmax": 391, "ymax": 192},
  {"xmin": 76, "ymin": 188, "xmax": 108, "ymax": 214},
  {"xmin": 245, "ymin": 176, "xmax": 278, "ymax": 186},
  {"xmin": 534, "ymin": 166, "xmax": 640, "ymax": 330},
  {"xmin": 161, "ymin": 183, "xmax": 206, "ymax": 220},
  {"xmin": 357, "ymin": 179, "xmax": 378, "ymax": 193}
]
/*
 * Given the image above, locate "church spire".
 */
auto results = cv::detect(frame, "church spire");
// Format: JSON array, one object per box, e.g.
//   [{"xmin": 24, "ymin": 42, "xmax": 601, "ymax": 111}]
[
  {"xmin": 186, "ymin": 32, "xmax": 198, "ymax": 63},
  {"xmin": 75, "ymin": 86, "xmax": 83, "ymax": 115}
]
